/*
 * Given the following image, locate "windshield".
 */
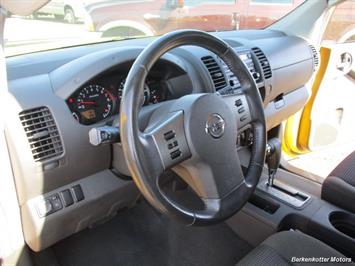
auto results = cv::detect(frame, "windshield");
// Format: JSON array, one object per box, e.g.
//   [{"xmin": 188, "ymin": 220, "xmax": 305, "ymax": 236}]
[{"xmin": 4, "ymin": 0, "xmax": 306, "ymax": 56}]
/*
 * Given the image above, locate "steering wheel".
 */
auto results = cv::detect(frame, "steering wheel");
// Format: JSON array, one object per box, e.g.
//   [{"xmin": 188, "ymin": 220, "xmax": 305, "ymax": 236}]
[{"xmin": 120, "ymin": 30, "xmax": 266, "ymax": 225}]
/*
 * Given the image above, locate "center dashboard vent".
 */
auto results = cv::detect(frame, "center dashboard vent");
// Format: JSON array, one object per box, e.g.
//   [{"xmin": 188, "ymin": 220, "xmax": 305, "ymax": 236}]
[
  {"xmin": 309, "ymin": 44, "xmax": 320, "ymax": 71},
  {"xmin": 201, "ymin": 56, "xmax": 227, "ymax": 90},
  {"xmin": 251, "ymin": 47, "xmax": 272, "ymax": 79},
  {"xmin": 19, "ymin": 107, "xmax": 63, "ymax": 162}
]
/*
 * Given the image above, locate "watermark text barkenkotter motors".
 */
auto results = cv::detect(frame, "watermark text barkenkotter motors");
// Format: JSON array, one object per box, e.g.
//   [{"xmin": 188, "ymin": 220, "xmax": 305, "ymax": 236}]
[{"xmin": 291, "ymin": 257, "xmax": 352, "ymax": 263}]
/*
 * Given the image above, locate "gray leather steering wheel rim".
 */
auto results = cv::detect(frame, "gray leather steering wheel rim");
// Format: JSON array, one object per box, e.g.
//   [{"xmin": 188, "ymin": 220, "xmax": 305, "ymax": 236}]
[{"xmin": 120, "ymin": 30, "xmax": 266, "ymax": 225}]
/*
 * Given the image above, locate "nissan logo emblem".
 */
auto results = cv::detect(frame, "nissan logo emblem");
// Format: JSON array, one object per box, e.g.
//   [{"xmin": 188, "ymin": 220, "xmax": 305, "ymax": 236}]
[{"xmin": 205, "ymin": 114, "xmax": 225, "ymax": 138}]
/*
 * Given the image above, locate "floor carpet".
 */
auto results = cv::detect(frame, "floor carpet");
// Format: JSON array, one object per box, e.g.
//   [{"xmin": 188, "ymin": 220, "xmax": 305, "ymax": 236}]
[{"xmin": 34, "ymin": 200, "xmax": 251, "ymax": 266}]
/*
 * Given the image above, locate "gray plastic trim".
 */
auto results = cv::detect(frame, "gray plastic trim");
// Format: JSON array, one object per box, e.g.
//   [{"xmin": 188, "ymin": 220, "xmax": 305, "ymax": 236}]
[
  {"xmin": 264, "ymin": 86, "xmax": 310, "ymax": 131},
  {"xmin": 5, "ymin": 74, "xmax": 111, "ymax": 204},
  {"xmin": 22, "ymin": 169, "xmax": 139, "ymax": 251}
]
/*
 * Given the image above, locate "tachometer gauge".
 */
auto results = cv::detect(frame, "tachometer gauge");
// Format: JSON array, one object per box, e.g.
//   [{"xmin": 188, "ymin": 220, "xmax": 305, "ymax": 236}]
[
  {"xmin": 68, "ymin": 84, "xmax": 115, "ymax": 125},
  {"xmin": 118, "ymin": 78, "xmax": 150, "ymax": 106},
  {"xmin": 149, "ymin": 87, "xmax": 162, "ymax": 104}
]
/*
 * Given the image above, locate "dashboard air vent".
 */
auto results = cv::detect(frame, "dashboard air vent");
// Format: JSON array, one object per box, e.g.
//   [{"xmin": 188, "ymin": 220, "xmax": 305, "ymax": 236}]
[
  {"xmin": 201, "ymin": 56, "xmax": 227, "ymax": 90},
  {"xmin": 251, "ymin": 47, "xmax": 272, "ymax": 79},
  {"xmin": 19, "ymin": 107, "xmax": 63, "ymax": 162},
  {"xmin": 309, "ymin": 44, "xmax": 320, "ymax": 70}
]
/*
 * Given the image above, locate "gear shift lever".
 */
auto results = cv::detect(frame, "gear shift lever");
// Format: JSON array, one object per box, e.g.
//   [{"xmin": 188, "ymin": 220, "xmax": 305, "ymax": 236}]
[
  {"xmin": 266, "ymin": 138, "xmax": 282, "ymax": 186},
  {"xmin": 262, "ymin": 138, "xmax": 310, "ymax": 208}
]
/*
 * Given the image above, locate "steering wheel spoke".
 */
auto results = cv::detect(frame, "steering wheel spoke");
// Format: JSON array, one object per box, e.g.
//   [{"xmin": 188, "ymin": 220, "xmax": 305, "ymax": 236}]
[
  {"xmin": 142, "ymin": 110, "xmax": 191, "ymax": 171},
  {"xmin": 176, "ymin": 151, "xmax": 245, "ymax": 200}
]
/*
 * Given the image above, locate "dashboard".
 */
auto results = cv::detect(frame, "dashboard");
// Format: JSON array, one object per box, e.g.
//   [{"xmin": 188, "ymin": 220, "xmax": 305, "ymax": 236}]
[
  {"xmin": 5, "ymin": 29, "xmax": 317, "ymax": 251},
  {"xmin": 64, "ymin": 46, "xmax": 264, "ymax": 125}
]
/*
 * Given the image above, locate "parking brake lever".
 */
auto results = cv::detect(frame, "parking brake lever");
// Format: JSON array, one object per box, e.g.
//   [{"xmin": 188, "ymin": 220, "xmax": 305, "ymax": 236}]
[{"xmin": 265, "ymin": 138, "xmax": 282, "ymax": 186}]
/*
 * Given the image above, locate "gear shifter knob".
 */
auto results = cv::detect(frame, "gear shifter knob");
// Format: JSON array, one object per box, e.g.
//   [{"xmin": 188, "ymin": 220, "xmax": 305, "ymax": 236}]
[{"xmin": 266, "ymin": 138, "xmax": 282, "ymax": 186}]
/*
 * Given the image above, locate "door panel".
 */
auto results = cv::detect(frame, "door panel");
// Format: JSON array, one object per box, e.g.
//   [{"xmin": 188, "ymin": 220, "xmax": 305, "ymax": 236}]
[
  {"xmin": 308, "ymin": 43, "xmax": 355, "ymax": 150},
  {"xmin": 282, "ymin": 0, "xmax": 355, "ymax": 180}
]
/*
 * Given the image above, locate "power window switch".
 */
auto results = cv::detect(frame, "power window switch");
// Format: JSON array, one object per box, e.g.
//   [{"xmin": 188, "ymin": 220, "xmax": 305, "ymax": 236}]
[
  {"xmin": 72, "ymin": 185, "xmax": 84, "ymax": 202},
  {"xmin": 61, "ymin": 189, "xmax": 74, "ymax": 207}
]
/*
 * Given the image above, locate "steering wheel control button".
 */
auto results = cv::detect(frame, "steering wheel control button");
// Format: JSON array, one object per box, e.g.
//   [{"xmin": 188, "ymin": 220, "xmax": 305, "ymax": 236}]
[
  {"xmin": 89, "ymin": 126, "xmax": 120, "ymax": 146},
  {"xmin": 61, "ymin": 189, "xmax": 74, "ymax": 207},
  {"xmin": 240, "ymin": 115, "xmax": 248, "ymax": 122},
  {"xmin": 164, "ymin": 130, "xmax": 176, "ymax": 141},
  {"xmin": 235, "ymin": 99, "xmax": 243, "ymax": 107},
  {"xmin": 168, "ymin": 140, "xmax": 178, "ymax": 150},
  {"xmin": 170, "ymin": 149, "xmax": 182, "ymax": 160},
  {"xmin": 72, "ymin": 185, "xmax": 84, "ymax": 202},
  {"xmin": 205, "ymin": 113, "xmax": 225, "ymax": 139}
]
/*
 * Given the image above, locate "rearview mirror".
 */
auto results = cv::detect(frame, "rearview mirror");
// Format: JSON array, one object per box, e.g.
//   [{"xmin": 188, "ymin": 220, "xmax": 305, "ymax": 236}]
[{"xmin": 0, "ymin": 0, "xmax": 49, "ymax": 16}]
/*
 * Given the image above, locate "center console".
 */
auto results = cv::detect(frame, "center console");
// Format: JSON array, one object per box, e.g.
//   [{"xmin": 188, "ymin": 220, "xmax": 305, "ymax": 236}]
[
  {"xmin": 307, "ymin": 205, "xmax": 355, "ymax": 260},
  {"xmin": 228, "ymin": 137, "xmax": 355, "ymax": 260}
]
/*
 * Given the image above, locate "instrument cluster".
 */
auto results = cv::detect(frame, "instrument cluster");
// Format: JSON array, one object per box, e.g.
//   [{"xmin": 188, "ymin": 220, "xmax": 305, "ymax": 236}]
[{"xmin": 66, "ymin": 75, "xmax": 166, "ymax": 125}]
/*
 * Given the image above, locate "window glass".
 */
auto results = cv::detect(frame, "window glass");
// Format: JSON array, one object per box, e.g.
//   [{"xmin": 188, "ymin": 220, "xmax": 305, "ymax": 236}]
[
  {"xmin": 251, "ymin": 0, "xmax": 292, "ymax": 4},
  {"xmin": 4, "ymin": 0, "xmax": 305, "ymax": 56},
  {"xmin": 184, "ymin": 0, "xmax": 235, "ymax": 3}
]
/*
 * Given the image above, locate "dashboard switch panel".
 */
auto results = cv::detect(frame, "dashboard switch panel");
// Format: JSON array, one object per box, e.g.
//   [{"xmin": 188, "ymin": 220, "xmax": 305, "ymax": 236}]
[{"xmin": 36, "ymin": 186, "xmax": 85, "ymax": 218}]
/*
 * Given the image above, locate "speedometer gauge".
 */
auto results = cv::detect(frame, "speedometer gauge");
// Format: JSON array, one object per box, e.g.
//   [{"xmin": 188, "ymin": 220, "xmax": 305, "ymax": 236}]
[{"xmin": 68, "ymin": 84, "xmax": 115, "ymax": 125}]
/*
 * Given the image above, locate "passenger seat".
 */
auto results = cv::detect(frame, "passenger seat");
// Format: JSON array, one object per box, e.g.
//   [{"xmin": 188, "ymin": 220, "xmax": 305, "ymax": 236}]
[{"xmin": 322, "ymin": 151, "xmax": 355, "ymax": 213}]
